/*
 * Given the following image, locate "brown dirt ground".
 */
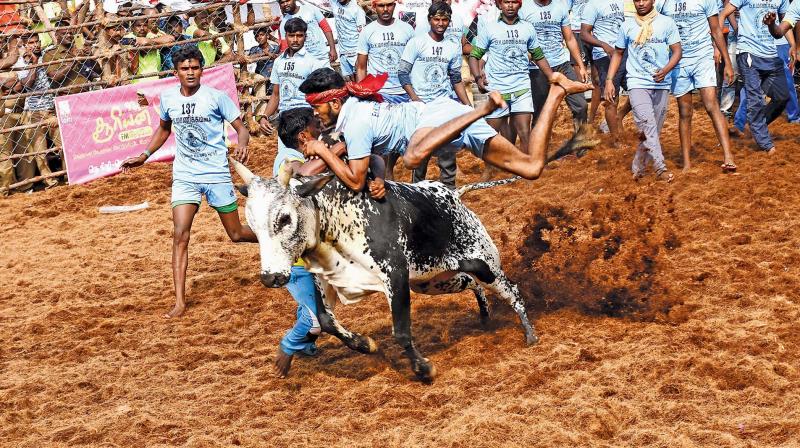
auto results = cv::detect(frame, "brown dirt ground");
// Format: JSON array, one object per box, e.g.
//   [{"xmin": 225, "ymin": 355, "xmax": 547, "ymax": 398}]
[{"xmin": 2, "ymin": 100, "xmax": 800, "ymax": 447}]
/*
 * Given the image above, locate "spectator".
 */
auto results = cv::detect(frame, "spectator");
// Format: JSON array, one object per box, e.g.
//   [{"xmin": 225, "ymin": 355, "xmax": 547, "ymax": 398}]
[
  {"xmin": 277, "ymin": 0, "xmax": 337, "ymax": 63},
  {"xmin": 244, "ymin": 26, "xmax": 279, "ymax": 135},
  {"xmin": 18, "ymin": 33, "xmax": 59, "ymax": 191},
  {"xmin": 44, "ymin": 19, "xmax": 99, "ymax": 94},
  {"xmin": 97, "ymin": 19, "xmax": 135, "ymax": 85},
  {"xmin": 160, "ymin": 15, "xmax": 197, "ymax": 73},
  {"xmin": 356, "ymin": 0, "xmax": 415, "ymax": 103},
  {"xmin": 0, "ymin": 35, "xmax": 22, "ymax": 196},
  {"xmin": 128, "ymin": 8, "xmax": 176, "ymax": 82},
  {"xmin": 187, "ymin": 7, "xmax": 234, "ymax": 66},
  {"xmin": 331, "ymin": 0, "xmax": 367, "ymax": 81}
]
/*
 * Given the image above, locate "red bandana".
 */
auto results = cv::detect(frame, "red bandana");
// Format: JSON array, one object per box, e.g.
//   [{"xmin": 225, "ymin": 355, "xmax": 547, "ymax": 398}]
[{"xmin": 305, "ymin": 72, "xmax": 388, "ymax": 105}]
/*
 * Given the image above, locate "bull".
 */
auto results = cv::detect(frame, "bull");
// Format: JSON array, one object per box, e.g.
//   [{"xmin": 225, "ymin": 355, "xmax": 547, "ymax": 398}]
[{"xmin": 232, "ymin": 160, "xmax": 537, "ymax": 382}]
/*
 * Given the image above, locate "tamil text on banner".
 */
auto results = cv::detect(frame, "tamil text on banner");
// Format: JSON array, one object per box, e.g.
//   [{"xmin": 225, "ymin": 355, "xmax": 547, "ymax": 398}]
[{"xmin": 55, "ymin": 64, "xmax": 240, "ymax": 185}]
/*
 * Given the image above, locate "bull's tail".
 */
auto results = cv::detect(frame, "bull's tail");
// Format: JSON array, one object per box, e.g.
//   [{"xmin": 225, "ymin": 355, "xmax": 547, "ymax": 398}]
[{"xmin": 456, "ymin": 176, "xmax": 521, "ymax": 198}]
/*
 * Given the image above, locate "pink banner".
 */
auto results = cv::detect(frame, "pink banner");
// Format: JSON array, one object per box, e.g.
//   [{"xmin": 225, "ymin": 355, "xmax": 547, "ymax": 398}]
[{"xmin": 55, "ymin": 64, "xmax": 240, "ymax": 185}]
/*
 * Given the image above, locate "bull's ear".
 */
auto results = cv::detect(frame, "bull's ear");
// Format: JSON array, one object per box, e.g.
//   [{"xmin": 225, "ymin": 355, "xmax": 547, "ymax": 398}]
[
  {"xmin": 295, "ymin": 174, "xmax": 335, "ymax": 198},
  {"xmin": 235, "ymin": 184, "xmax": 248, "ymax": 197}
]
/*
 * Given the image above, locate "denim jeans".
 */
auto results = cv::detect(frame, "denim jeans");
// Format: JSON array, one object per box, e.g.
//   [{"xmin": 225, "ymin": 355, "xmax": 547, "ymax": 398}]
[
  {"xmin": 736, "ymin": 52, "xmax": 789, "ymax": 150},
  {"xmin": 777, "ymin": 44, "xmax": 800, "ymax": 121},
  {"xmin": 280, "ymin": 266, "xmax": 321, "ymax": 356}
]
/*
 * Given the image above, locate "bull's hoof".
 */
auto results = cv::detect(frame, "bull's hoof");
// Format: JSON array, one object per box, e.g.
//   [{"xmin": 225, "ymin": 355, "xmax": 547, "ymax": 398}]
[
  {"xmin": 412, "ymin": 358, "xmax": 437, "ymax": 383},
  {"xmin": 353, "ymin": 335, "xmax": 378, "ymax": 354},
  {"xmin": 364, "ymin": 336, "xmax": 379, "ymax": 354},
  {"xmin": 526, "ymin": 332, "xmax": 540, "ymax": 346},
  {"xmin": 479, "ymin": 312, "xmax": 490, "ymax": 327}
]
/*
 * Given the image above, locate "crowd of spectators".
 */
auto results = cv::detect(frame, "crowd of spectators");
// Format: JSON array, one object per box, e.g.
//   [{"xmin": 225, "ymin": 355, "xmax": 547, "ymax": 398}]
[{"xmin": 0, "ymin": 0, "xmax": 282, "ymax": 196}]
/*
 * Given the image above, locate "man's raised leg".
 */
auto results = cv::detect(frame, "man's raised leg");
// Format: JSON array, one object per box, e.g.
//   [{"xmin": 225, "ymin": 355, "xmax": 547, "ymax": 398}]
[
  {"xmin": 404, "ymin": 73, "xmax": 590, "ymax": 170},
  {"xmin": 482, "ymin": 78, "xmax": 590, "ymax": 179}
]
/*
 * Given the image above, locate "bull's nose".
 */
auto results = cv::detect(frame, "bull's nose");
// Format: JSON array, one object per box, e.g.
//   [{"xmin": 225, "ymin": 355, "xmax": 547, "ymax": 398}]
[{"xmin": 260, "ymin": 272, "xmax": 289, "ymax": 287}]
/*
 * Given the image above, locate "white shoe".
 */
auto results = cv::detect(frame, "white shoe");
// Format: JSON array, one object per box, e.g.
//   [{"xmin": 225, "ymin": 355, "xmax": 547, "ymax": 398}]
[{"xmin": 599, "ymin": 120, "xmax": 610, "ymax": 134}]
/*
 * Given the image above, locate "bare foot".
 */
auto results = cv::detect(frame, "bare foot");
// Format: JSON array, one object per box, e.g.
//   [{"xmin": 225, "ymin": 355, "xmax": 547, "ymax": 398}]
[
  {"xmin": 164, "ymin": 302, "xmax": 185, "ymax": 319},
  {"xmin": 482, "ymin": 91, "xmax": 508, "ymax": 114},
  {"xmin": 681, "ymin": 164, "xmax": 692, "ymax": 174},
  {"xmin": 549, "ymin": 72, "xmax": 592, "ymax": 94},
  {"xmin": 274, "ymin": 350, "xmax": 294, "ymax": 378}
]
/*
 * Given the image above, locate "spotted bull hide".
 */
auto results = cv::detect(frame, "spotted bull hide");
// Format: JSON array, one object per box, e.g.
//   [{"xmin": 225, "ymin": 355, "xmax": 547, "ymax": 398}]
[{"xmin": 234, "ymin": 162, "xmax": 537, "ymax": 382}]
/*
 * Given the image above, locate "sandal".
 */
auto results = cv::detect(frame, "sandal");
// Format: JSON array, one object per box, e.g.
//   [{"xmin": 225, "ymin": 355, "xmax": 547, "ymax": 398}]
[
  {"xmin": 656, "ymin": 170, "xmax": 674, "ymax": 183},
  {"xmin": 721, "ymin": 162, "xmax": 737, "ymax": 173}
]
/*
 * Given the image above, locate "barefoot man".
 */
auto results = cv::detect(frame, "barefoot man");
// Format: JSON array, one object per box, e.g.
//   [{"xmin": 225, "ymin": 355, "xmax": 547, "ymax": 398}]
[
  {"xmin": 663, "ymin": 0, "xmax": 737, "ymax": 172},
  {"xmin": 120, "ymin": 46, "xmax": 258, "ymax": 318},
  {"xmin": 295, "ymin": 67, "xmax": 591, "ymax": 192}
]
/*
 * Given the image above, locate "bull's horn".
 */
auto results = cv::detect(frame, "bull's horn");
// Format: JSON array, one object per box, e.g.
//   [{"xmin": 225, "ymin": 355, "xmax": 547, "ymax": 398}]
[
  {"xmin": 277, "ymin": 163, "xmax": 292, "ymax": 189},
  {"xmin": 229, "ymin": 156, "xmax": 255, "ymax": 184}
]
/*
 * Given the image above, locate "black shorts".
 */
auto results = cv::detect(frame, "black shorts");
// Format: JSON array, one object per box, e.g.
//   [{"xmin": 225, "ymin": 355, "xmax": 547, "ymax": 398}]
[
  {"xmin": 571, "ymin": 32, "xmax": 593, "ymax": 67},
  {"xmin": 594, "ymin": 52, "xmax": 628, "ymax": 96}
]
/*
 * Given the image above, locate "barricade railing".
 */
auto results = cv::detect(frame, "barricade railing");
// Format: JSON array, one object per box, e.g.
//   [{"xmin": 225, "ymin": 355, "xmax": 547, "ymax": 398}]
[{"xmin": 0, "ymin": 0, "xmax": 278, "ymax": 195}]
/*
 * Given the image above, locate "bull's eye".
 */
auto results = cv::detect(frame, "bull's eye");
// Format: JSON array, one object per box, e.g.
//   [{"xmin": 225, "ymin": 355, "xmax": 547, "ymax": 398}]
[{"xmin": 275, "ymin": 214, "xmax": 292, "ymax": 232}]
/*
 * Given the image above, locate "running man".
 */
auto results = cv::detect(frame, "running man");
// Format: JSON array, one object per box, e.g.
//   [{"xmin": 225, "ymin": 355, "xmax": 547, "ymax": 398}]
[
  {"xmin": 720, "ymin": 0, "xmax": 790, "ymax": 154},
  {"xmin": 331, "ymin": 0, "xmax": 367, "ymax": 81},
  {"xmin": 120, "ymin": 46, "xmax": 258, "ymax": 318},
  {"xmin": 468, "ymin": 0, "xmax": 558, "ymax": 159},
  {"xmin": 664, "ymin": 0, "xmax": 737, "ymax": 172},
  {"xmin": 521, "ymin": 0, "xmax": 593, "ymax": 141},
  {"xmin": 399, "ymin": 1, "xmax": 470, "ymax": 188},
  {"xmin": 580, "ymin": 0, "xmax": 627, "ymax": 143},
  {"xmin": 356, "ymin": 0, "xmax": 415, "ymax": 103},
  {"xmin": 278, "ymin": 0, "xmax": 338, "ymax": 64},
  {"xmin": 296, "ymin": 67, "xmax": 590, "ymax": 193},
  {"xmin": 261, "ymin": 18, "xmax": 330, "ymax": 156},
  {"xmin": 604, "ymin": 0, "xmax": 682, "ymax": 182}
]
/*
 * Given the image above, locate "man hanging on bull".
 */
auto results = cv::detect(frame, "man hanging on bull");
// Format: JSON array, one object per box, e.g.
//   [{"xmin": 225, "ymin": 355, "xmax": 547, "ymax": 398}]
[{"xmin": 296, "ymin": 67, "xmax": 592, "ymax": 192}]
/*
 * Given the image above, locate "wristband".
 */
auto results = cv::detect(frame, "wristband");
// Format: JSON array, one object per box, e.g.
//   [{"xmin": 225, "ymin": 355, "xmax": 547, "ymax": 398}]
[{"xmin": 143, "ymin": 150, "xmax": 152, "ymax": 158}]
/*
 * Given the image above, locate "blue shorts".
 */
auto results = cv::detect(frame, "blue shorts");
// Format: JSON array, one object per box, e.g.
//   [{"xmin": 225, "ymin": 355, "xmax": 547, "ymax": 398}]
[
  {"xmin": 485, "ymin": 88, "xmax": 534, "ymax": 119},
  {"xmin": 412, "ymin": 97, "xmax": 498, "ymax": 158},
  {"xmin": 339, "ymin": 56, "xmax": 356, "ymax": 77},
  {"xmin": 672, "ymin": 57, "xmax": 717, "ymax": 97},
  {"xmin": 171, "ymin": 179, "xmax": 238, "ymax": 213}
]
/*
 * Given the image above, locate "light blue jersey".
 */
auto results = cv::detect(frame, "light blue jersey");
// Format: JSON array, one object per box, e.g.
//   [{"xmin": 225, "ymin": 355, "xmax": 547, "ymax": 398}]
[
  {"xmin": 158, "ymin": 85, "xmax": 240, "ymax": 183},
  {"xmin": 415, "ymin": 14, "xmax": 468, "ymax": 45},
  {"xmin": 615, "ymin": 14, "xmax": 681, "ymax": 89},
  {"xmin": 332, "ymin": 0, "xmax": 367, "ymax": 65},
  {"xmin": 279, "ymin": 4, "xmax": 329, "ymax": 62},
  {"xmin": 401, "ymin": 33, "xmax": 462, "ymax": 102},
  {"xmin": 663, "ymin": 0, "xmax": 717, "ymax": 62},
  {"xmin": 272, "ymin": 47, "xmax": 330, "ymax": 112},
  {"xmin": 581, "ymin": 0, "xmax": 625, "ymax": 60},
  {"xmin": 568, "ymin": 0, "xmax": 590, "ymax": 30},
  {"xmin": 521, "ymin": 0, "xmax": 571, "ymax": 68},
  {"xmin": 730, "ymin": 0, "xmax": 788, "ymax": 58},
  {"xmin": 784, "ymin": 0, "xmax": 800, "ymax": 26},
  {"xmin": 357, "ymin": 19, "xmax": 415, "ymax": 95},
  {"xmin": 335, "ymin": 97, "xmax": 423, "ymax": 159},
  {"xmin": 472, "ymin": 16, "xmax": 540, "ymax": 93}
]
